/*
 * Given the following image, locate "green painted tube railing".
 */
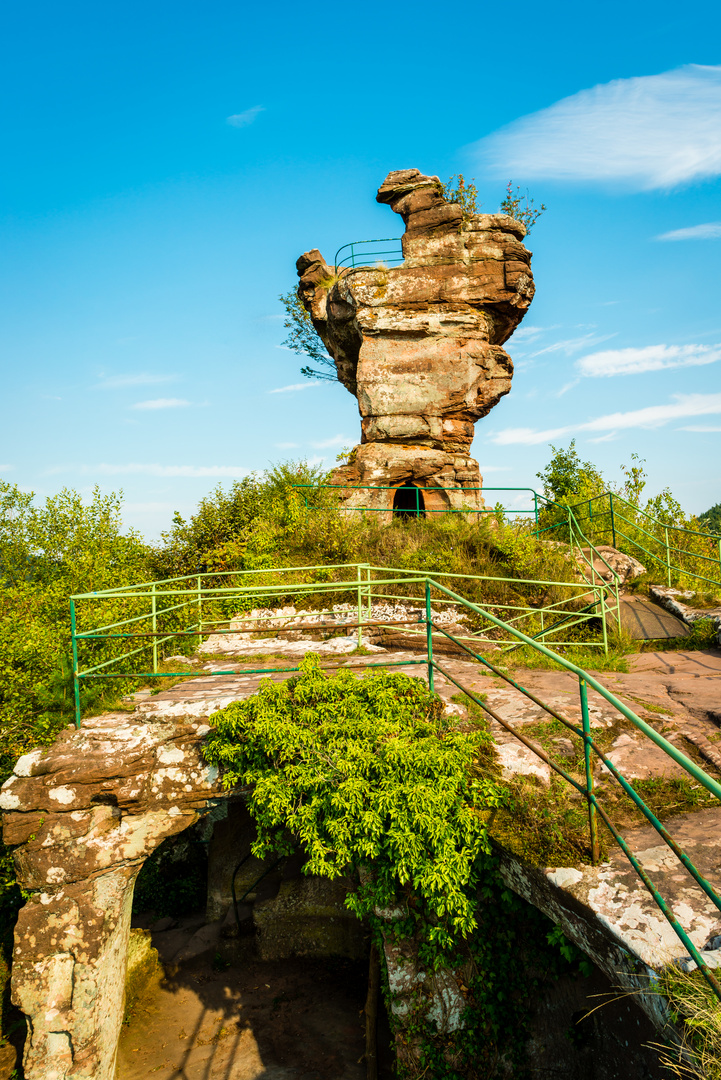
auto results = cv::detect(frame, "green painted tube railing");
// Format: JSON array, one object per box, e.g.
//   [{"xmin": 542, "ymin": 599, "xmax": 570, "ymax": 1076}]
[
  {"xmin": 70, "ymin": 563, "xmax": 721, "ymax": 998},
  {"xmin": 293, "ymin": 482, "xmax": 721, "ymax": 594},
  {"xmin": 333, "ymin": 237, "xmax": 403, "ymax": 270}
]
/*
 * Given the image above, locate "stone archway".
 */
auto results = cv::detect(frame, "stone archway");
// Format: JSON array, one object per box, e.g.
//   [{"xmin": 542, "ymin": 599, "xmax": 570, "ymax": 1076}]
[
  {"xmin": 0, "ymin": 712, "xmax": 225, "ymax": 1080},
  {"xmin": 392, "ymin": 482, "xmax": 425, "ymax": 518}
]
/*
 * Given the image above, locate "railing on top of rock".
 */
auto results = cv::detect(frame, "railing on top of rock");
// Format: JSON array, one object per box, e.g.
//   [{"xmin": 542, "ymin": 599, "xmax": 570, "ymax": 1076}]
[{"xmin": 333, "ymin": 237, "xmax": 403, "ymax": 271}]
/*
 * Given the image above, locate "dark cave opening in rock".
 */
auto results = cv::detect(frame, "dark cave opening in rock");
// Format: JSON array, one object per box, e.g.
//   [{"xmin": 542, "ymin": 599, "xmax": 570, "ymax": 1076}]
[{"xmin": 393, "ymin": 483, "xmax": 425, "ymax": 518}]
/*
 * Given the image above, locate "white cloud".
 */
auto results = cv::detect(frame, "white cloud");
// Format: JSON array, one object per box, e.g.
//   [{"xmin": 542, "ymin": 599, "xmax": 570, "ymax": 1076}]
[
  {"xmin": 131, "ymin": 398, "xmax": 192, "ymax": 410},
  {"xmin": 0, "ymin": 464, "xmax": 14, "ymax": 472},
  {"xmin": 679, "ymin": 425, "xmax": 721, "ymax": 432},
  {"xmin": 269, "ymin": 382, "xmax": 318, "ymax": 394},
  {"xmin": 226, "ymin": 106, "xmax": 264, "ymax": 128},
  {"xmin": 97, "ymin": 373, "xmax": 177, "ymax": 389},
  {"xmin": 45, "ymin": 464, "xmax": 250, "ymax": 478},
  {"xmin": 474, "ymin": 64, "xmax": 721, "ymax": 190},
  {"xmin": 523, "ymin": 333, "xmax": 615, "ymax": 360},
  {"xmin": 489, "ymin": 393, "xmax": 721, "ymax": 445},
  {"xmin": 656, "ymin": 222, "xmax": 721, "ymax": 241},
  {"xmin": 311, "ymin": 434, "xmax": 355, "ymax": 449},
  {"xmin": 509, "ymin": 324, "xmax": 558, "ymax": 343},
  {"xmin": 576, "ymin": 343, "xmax": 721, "ymax": 377}
]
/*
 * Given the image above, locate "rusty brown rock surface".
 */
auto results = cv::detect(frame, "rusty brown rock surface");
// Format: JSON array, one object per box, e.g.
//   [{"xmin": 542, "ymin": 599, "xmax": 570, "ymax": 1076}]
[
  {"xmin": 296, "ymin": 169, "xmax": 534, "ymax": 515},
  {"xmin": 0, "ymin": 713, "xmax": 223, "ymax": 1080}
]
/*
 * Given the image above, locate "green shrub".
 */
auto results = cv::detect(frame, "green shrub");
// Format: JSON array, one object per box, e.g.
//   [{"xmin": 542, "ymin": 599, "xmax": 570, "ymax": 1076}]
[{"xmin": 204, "ymin": 653, "xmax": 505, "ymax": 944}]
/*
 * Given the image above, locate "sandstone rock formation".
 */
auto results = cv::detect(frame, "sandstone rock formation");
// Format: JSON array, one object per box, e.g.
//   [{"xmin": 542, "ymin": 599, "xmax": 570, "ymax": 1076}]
[
  {"xmin": 297, "ymin": 168, "xmax": 534, "ymax": 516},
  {"xmin": 0, "ymin": 713, "xmax": 222, "ymax": 1080}
]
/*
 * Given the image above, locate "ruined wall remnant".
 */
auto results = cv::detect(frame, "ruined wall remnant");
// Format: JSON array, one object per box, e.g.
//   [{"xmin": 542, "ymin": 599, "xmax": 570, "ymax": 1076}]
[
  {"xmin": 297, "ymin": 168, "xmax": 534, "ymax": 516},
  {"xmin": 0, "ymin": 713, "xmax": 222, "ymax": 1080}
]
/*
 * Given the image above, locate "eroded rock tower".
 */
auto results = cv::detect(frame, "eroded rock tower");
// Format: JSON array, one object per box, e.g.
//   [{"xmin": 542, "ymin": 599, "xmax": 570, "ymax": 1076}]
[{"xmin": 296, "ymin": 168, "xmax": 534, "ymax": 516}]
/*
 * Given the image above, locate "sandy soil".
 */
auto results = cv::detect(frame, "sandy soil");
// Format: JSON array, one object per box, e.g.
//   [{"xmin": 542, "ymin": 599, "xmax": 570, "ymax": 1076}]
[{"xmin": 117, "ymin": 951, "xmax": 393, "ymax": 1080}]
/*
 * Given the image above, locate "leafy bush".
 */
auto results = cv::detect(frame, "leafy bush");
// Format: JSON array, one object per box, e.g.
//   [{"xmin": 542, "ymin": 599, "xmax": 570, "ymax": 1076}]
[{"xmin": 204, "ymin": 654, "xmax": 505, "ymax": 945}]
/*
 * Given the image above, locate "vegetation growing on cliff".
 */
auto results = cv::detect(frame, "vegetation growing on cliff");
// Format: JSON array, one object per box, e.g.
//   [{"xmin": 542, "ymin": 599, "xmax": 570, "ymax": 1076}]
[
  {"xmin": 203, "ymin": 654, "xmax": 592, "ymax": 1077},
  {"xmin": 278, "ymin": 288, "xmax": 337, "ymax": 381}
]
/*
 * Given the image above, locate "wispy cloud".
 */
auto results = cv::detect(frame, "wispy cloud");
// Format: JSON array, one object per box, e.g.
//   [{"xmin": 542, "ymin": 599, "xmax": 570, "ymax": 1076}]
[
  {"xmin": 311, "ymin": 434, "xmax": 355, "ymax": 449},
  {"xmin": 226, "ymin": 106, "xmax": 264, "ymax": 128},
  {"xmin": 0, "ymin": 465, "xmax": 14, "ymax": 472},
  {"xmin": 656, "ymin": 222, "xmax": 721, "ymax": 241},
  {"xmin": 489, "ymin": 393, "xmax": 721, "ymax": 446},
  {"xmin": 509, "ymin": 324, "xmax": 559, "ymax": 343},
  {"xmin": 45, "ymin": 464, "xmax": 250, "ymax": 478},
  {"xmin": 131, "ymin": 398, "xmax": 192, "ymax": 411},
  {"xmin": 521, "ymin": 332, "xmax": 615, "ymax": 360},
  {"xmin": 269, "ymin": 382, "xmax": 318, "ymax": 394},
  {"xmin": 97, "ymin": 373, "xmax": 177, "ymax": 389},
  {"xmin": 678, "ymin": 425, "xmax": 721, "ymax": 433},
  {"xmin": 576, "ymin": 343, "xmax": 721, "ymax": 377},
  {"xmin": 474, "ymin": 64, "xmax": 721, "ymax": 190}
]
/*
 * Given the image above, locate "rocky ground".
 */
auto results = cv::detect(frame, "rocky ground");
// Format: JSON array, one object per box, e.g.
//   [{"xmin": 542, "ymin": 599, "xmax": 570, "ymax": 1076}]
[{"xmin": 109, "ymin": 624, "xmax": 721, "ymax": 1078}]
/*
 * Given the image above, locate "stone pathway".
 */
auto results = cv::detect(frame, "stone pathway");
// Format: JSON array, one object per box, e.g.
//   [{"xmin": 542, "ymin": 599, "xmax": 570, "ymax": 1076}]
[{"xmin": 616, "ymin": 595, "xmax": 690, "ymax": 639}]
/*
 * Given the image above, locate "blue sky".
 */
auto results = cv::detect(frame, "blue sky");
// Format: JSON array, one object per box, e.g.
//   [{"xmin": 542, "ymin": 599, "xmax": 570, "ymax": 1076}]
[{"xmin": 1, "ymin": 0, "xmax": 720, "ymax": 537}]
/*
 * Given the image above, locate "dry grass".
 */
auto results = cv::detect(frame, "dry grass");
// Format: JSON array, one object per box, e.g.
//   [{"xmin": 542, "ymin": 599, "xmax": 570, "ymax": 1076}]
[{"xmin": 649, "ymin": 965, "xmax": 721, "ymax": 1079}]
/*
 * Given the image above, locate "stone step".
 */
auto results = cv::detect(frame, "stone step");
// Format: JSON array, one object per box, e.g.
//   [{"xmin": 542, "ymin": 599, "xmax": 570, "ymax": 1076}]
[{"xmin": 607, "ymin": 597, "xmax": 690, "ymax": 640}]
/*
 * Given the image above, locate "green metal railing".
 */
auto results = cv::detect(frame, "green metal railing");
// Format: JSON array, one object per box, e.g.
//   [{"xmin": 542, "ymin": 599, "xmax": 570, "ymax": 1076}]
[
  {"xmin": 294, "ymin": 482, "xmax": 721, "ymax": 596},
  {"xmin": 334, "ymin": 238, "xmax": 403, "ymax": 271},
  {"xmin": 539, "ymin": 491, "xmax": 721, "ymax": 592},
  {"xmin": 293, "ymin": 483, "xmax": 623, "ymax": 624},
  {"xmin": 70, "ymin": 564, "xmax": 721, "ymax": 998},
  {"xmin": 70, "ymin": 563, "xmax": 618, "ymax": 726}
]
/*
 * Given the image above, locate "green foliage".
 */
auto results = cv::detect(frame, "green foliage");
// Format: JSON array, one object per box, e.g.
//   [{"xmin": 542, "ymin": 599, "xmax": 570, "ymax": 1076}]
[
  {"xmin": 204, "ymin": 654, "xmax": 505, "ymax": 946},
  {"xmin": 699, "ymin": 502, "xmax": 721, "ymax": 536},
  {"xmin": 499, "ymin": 181, "xmax": 547, "ymax": 234},
  {"xmin": 279, "ymin": 288, "xmax": 338, "ymax": 382},
  {"xmin": 536, "ymin": 440, "xmax": 606, "ymax": 506},
  {"xmin": 654, "ymin": 964, "xmax": 721, "ymax": 1080},
  {"xmin": 440, "ymin": 175, "xmax": 547, "ymax": 237},
  {"xmin": 0, "ymin": 477, "xmax": 156, "ymax": 1002},
  {"xmin": 441, "ymin": 174, "xmax": 480, "ymax": 219},
  {"xmin": 132, "ymin": 833, "xmax": 208, "ymax": 918},
  {"xmin": 546, "ymin": 925, "xmax": 594, "ymax": 978},
  {"xmin": 0, "ymin": 480, "xmax": 154, "ymax": 778}
]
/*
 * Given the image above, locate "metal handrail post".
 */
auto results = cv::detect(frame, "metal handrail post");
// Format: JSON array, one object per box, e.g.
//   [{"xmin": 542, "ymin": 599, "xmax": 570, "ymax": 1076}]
[
  {"xmin": 425, "ymin": 579, "xmax": 434, "ymax": 692},
  {"xmin": 665, "ymin": 526, "xmax": 672, "ymax": 586},
  {"xmin": 197, "ymin": 575, "xmax": 202, "ymax": 635},
  {"xmin": 534, "ymin": 491, "xmax": 538, "ymax": 536},
  {"xmin": 70, "ymin": 598, "xmax": 81, "ymax": 729},
  {"xmin": 599, "ymin": 585, "xmax": 609, "ymax": 656},
  {"xmin": 357, "ymin": 564, "xmax": 363, "ymax": 648},
  {"xmin": 609, "ymin": 492, "xmax": 616, "ymax": 548},
  {"xmin": 152, "ymin": 584, "xmax": 158, "ymax": 673},
  {"xmin": 579, "ymin": 677, "xmax": 600, "ymax": 863}
]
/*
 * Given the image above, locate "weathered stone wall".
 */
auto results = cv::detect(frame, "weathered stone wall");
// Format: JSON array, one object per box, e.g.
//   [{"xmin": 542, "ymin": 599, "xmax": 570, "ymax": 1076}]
[
  {"xmin": 0, "ymin": 713, "xmax": 222, "ymax": 1080},
  {"xmin": 297, "ymin": 168, "xmax": 534, "ymax": 516}
]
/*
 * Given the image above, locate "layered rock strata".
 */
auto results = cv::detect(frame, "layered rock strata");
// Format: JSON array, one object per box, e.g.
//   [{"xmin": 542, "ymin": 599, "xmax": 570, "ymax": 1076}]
[
  {"xmin": 0, "ymin": 713, "xmax": 223, "ymax": 1080},
  {"xmin": 297, "ymin": 168, "xmax": 534, "ymax": 517}
]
